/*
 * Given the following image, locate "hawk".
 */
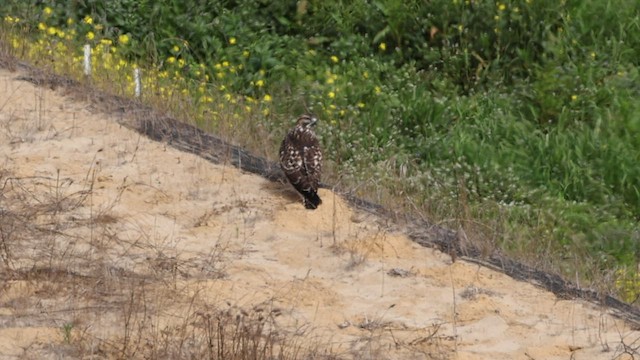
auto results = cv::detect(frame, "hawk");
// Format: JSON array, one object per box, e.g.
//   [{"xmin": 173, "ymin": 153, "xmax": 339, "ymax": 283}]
[{"xmin": 279, "ymin": 114, "xmax": 323, "ymax": 209}]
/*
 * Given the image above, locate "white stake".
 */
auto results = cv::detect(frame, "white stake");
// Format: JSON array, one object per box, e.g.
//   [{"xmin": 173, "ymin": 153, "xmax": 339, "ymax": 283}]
[
  {"xmin": 134, "ymin": 68, "xmax": 141, "ymax": 97},
  {"xmin": 83, "ymin": 44, "xmax": 91, "ymax": 76}
]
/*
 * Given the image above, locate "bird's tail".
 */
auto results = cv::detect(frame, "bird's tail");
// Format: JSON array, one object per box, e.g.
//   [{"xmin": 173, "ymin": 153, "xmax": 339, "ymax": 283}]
[{"xmin": 302, "ymin": 190, "xmax": 322, "ymax": 210}]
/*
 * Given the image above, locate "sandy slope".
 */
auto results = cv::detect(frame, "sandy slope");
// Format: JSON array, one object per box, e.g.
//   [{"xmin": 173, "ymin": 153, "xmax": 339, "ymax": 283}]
[{"xmin": 0, "ymin": 67, "xmax": 638, "ymax": 359}]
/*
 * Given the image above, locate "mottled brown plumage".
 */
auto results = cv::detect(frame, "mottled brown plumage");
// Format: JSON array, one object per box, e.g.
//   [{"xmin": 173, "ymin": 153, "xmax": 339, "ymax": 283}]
[{"xmin": 279, "ymin": 114, "xmax": 322, "ymax": 209}]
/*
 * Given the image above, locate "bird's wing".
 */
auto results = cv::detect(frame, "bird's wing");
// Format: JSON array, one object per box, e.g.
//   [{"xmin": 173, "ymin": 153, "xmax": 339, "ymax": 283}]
[{"xmin": 302, "ymin": 145, "xmax": 322, "ymax": 188}]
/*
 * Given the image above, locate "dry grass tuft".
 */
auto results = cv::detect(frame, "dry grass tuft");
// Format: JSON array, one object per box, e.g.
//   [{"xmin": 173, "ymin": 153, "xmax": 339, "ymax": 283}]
[{"xmin": 0, "ymin": 165, "xmax": 336, "ymax": 358}]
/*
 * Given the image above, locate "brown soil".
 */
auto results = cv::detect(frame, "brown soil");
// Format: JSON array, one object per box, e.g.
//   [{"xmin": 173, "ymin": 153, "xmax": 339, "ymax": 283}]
[{"xmin": 1, "ymin": 67, "xmax": 639, "ymax": 359}]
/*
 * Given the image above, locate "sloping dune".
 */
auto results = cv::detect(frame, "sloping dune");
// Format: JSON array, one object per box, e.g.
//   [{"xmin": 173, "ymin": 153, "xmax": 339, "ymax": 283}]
[{"xmin": 1, "ymin": 67, "xmax": 638, "ymax": 359}]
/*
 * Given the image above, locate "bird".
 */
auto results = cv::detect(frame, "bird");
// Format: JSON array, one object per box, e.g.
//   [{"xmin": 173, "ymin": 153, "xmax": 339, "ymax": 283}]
[{"xmin": 279, "ymin": 114, "xmax": 323, "ymax": 209}]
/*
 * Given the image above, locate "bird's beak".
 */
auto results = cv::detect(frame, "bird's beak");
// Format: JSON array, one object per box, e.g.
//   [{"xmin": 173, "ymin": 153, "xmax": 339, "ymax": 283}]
[{"xmin": 310, "ymin": 117, "xmax": 318, "ymax": 126}]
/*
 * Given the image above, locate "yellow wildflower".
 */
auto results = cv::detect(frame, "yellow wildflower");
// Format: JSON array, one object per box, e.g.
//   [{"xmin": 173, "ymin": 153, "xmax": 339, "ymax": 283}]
[
  {"xmin": 328, "ymin": 91, "xmax": 336, "ymax": 99},
  {"xmin": 571, "ymin": 95, "xmax": 578, "ymax": 101},
  {"xmin": 243, "ymin": 50, "xmax": 250, "ymax": 57},
  {"xmin": 100, "ymin": 39, "xmax": 112, "ymax": 46},
  {"xmin": 262, "ymin": 108, "xmax": 270, "ymax": 116},
  {"xmin": 47, "ymin": 26, "xmax": 57, "ymax": 36},
  {"xmin": 167, "ymin": 56, "xmax": 176, "ymax": 64},
  {"xmin": 173, "ymin": 45, "xmax": 180, "ymax": 52},
  {"xmin": 498, "ymin": 3, "xmax": 506, "ymax": 10},
  {"xmin": 38, "ymin": 22, "xmax": 47, "ymax": 31},
  {"xmin": 224, "ymin": 93, "xmax": 232, "ymax": 101},
  {"xmin": 83, "ymin": 15, "xmax": 93, "ymax": 25},
  {"xmin": 263, "ymin": 94, "xmax": 272, "ymax": 102},
  {"xmin": 375, "ymin": 86, "xmax": 382, "ymax": 94},
  {"xmin": 379, "ymin": 42, "xmax": 386, "ymax": 51},
  {"xmin": 86, "ymin": 31, "xmax": 95, "ymax": 40},
  {"xmin": 222, "ymin": 61, "xmax": 229, "ymax": 67},
  {"xmin": 67, "ymin": 18, "xmax": 74, "ymax": 25},
  {"xmin": 178, "ymin": 59, "xmax": 186, "ymax": 68},
  {"xmin": 229, "ymin": 37, "xmax": 237, "ymax": 45},
  {"xmin": 44, "ymin": 7, "xmax": 53, "ymax": 16},
  {"xmin": 330, "ymin": 55, "xmax": 339, "ymax": 63},
  {"xmin": 357, "ymin": 102, "xmax": 365, "ymax": 108},
  {"xmin": 119, "ymin": 34, "xmax": 130, "ymax": 45},
  {"xmin": 255, "ymin": 79, "xmax": 265, "ymax": 87}
]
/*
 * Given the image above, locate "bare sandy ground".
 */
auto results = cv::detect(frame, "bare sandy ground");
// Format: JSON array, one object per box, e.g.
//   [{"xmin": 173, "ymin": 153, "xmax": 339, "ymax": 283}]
[{"xmin": 1, "ymin": 67, "xmax": 639, "ymax": 359}]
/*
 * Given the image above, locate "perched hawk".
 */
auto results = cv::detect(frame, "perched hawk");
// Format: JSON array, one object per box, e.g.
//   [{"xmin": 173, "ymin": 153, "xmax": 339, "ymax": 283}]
[{"xmin": 279, "ymin": 114, "xmax": 323, "ymax": 209}]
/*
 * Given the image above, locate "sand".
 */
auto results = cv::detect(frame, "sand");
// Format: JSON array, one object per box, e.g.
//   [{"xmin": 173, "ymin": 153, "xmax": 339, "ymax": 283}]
[{"xmin": 1, "ymin": 67, "xmax": 638, "ymax": 359}]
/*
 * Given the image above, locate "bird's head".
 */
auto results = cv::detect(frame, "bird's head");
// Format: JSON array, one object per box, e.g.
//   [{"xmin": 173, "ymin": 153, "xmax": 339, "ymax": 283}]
[{"xmin": 296, "ymin": 114, "xmax": 318, "ymax": 129}]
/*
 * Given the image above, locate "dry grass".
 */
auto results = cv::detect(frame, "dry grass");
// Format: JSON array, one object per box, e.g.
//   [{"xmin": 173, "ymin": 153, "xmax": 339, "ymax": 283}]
[{"xmin": 0, "ymin": 165, "xmax": 340, "ymax": 359}]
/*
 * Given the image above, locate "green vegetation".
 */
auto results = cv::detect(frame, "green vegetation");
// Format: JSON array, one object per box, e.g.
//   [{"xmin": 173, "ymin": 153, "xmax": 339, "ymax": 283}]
[{"xmin": 1, "ymin": 0, "xmax": 639, "ymax": 299}]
